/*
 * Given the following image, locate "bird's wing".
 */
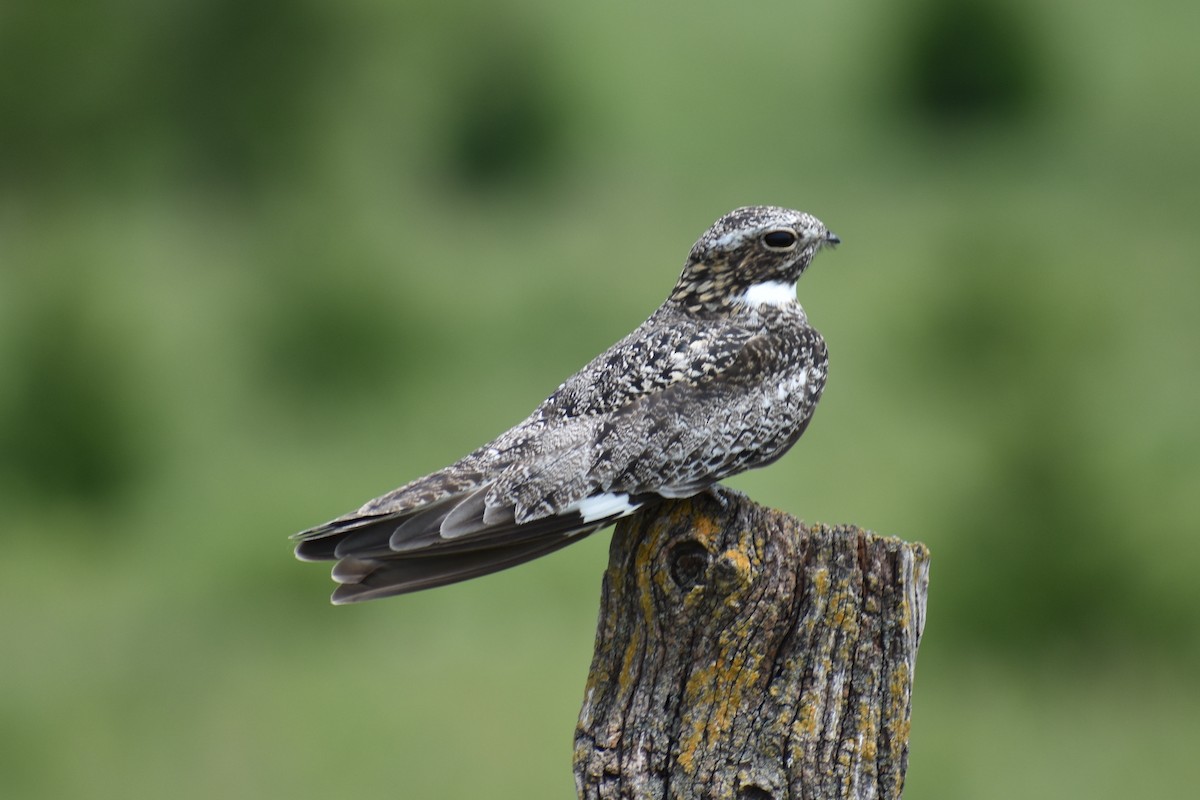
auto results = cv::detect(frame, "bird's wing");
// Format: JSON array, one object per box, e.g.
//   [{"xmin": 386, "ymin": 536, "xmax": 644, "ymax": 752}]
[
  {"xmin": 576, "ymin": 325, "xmax": 826, "ymax": 499},
  {"xmin": 486, "ymin": 318, "xmax": 766, "ymax": 520},
  {"xmin": 293, "ymin": 319, "xmax": 812, "ymax": 602}
]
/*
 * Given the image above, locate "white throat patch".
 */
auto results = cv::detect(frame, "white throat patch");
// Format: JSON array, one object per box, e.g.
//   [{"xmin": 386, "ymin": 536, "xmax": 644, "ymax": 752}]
[{"xmin": 739, "ymin": 280, "xmax": 797, "ymax": 309}]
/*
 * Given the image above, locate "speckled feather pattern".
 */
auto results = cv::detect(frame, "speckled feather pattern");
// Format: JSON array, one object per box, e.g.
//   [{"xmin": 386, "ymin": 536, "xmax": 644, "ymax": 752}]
[{"xmin": 294, "ymin": 206, "xmax": 838, "ymax": 602}]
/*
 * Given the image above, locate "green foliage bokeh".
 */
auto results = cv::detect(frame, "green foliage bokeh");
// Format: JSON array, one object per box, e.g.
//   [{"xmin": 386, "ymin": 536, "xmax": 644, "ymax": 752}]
[{"xmin": 3, "ymin": 1, "xmax": 1199, "ymax": 798}]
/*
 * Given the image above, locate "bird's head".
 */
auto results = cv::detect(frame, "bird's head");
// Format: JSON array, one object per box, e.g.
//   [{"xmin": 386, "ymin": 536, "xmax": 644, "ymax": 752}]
[{"xmin": 669, "ymin": 206, "xmax": 838, "ymax": 314}]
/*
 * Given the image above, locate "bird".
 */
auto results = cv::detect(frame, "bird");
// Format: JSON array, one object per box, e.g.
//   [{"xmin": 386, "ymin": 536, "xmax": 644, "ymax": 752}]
[{"xmin": 293, "ymin": 205, "xmax": 839, "ymax": 603}]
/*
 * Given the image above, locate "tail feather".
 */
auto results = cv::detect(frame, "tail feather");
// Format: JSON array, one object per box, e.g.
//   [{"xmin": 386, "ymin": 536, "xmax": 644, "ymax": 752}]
[
  {"xmin": 329, "ymin": 532, "xmax": 598, "ymax": 603},
  {"xmin": 295, "ymin": 491, "xmax": 657, "ymax": 601}
]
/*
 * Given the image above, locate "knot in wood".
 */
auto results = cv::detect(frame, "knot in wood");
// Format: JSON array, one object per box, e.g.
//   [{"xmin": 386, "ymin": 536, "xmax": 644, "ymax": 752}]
[{"xmin": 667, "ymin": 540, "xmax": 710, "ymax": 589}]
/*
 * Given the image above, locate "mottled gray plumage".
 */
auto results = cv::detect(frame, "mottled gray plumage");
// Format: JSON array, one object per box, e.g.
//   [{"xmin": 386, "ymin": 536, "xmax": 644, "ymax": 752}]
[{"xmin": 294, "ymin": 206, "xmax": 839, "ymax": 603}]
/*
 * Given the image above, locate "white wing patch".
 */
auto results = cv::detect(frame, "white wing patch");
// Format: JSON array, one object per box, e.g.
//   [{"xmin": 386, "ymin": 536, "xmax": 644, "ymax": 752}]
[
  {"xmin": 739, "ymin": 280, "xmax": 796, "ymax": 309},
  {"xmin": 569, "ymin": 492, "xmax": 642, "ymax": 523}
]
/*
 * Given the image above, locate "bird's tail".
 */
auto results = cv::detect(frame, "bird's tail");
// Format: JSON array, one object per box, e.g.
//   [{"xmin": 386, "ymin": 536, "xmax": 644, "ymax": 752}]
[{"xmin": 293, "ymin": 485, "xmax": 649, "ymax": 602}]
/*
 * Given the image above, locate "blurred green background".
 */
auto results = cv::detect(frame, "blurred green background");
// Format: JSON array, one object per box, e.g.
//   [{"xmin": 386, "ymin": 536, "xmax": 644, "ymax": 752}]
[{"xmin": 2, "ymin": 0, "xmax": 1198, "ymax": 797}]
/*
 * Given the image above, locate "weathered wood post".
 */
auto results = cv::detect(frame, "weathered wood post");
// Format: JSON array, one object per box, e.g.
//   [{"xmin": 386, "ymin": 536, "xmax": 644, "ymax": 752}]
[{"xmin": 575, "ymin": 488, "xmax": 929, "ymax": 800}]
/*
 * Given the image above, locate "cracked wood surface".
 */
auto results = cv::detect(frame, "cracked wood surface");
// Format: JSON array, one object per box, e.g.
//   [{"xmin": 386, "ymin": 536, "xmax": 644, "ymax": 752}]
[{"xmin": 574, "ymin": 488, "xmax": 929, "ymax": 800}]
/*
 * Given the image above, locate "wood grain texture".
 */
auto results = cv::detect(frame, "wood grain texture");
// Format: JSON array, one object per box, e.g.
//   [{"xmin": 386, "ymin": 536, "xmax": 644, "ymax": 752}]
[{"xmin": 575, "ymin": 488, "xmax": 929, "ymax": 800}]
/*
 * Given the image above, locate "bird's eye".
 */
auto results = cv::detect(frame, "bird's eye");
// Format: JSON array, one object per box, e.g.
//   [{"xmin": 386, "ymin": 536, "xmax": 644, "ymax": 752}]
[{"xmin": 762, "ymin": 230, "xmax": 798, "ymax": 249}]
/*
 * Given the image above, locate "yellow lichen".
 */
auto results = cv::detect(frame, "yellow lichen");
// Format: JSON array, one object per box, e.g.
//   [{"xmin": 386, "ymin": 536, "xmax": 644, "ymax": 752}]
[
  {"xmin": 617, "ymin": 626, "xmax": 642, "ymax": 695},
  {"xmin": 675, "ymin": 633, "xmax": 767, "ymax": 776},
  {"xmin": 793, "ymin": 704, "xmax": 817, "ymax": 739},
  {"xmin": 634, "ymin": 526, "xmax": 658, "ymax": 625},
  {"xmin": 723, "ymin": 546, "xmax": 751, "ymax": 579},
  {"xmin": 812, "ymin": 566, "xmax": 830, "ymax": 597},
  {"xmin": 686, "ymin": 509, "xmax": 722, "ymax": 548}
]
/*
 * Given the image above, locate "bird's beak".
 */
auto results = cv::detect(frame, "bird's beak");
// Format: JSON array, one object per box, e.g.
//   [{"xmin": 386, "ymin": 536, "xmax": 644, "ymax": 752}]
[{"xmin": 823, "ymin": 231, "xmax": 841, "ymax": 248}]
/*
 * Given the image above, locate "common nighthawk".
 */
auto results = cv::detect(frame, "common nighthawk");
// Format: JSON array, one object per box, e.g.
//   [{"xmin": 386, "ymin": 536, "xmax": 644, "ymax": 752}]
[{"xmin": 294, "ymin": 206, "xmax": 838, "ymax": 603}]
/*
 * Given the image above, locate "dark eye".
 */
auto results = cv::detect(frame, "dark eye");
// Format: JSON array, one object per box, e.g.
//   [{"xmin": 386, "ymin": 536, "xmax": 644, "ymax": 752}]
[{"xmin": 762, "ymin": 230, "xmax": 797, "ymax": 249}]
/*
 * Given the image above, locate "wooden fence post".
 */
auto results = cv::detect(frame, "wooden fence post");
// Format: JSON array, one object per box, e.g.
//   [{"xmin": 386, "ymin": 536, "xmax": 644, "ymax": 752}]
[{"xmin": 574, "ymin": 487, "xmax": 930, "ymax": 800}]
